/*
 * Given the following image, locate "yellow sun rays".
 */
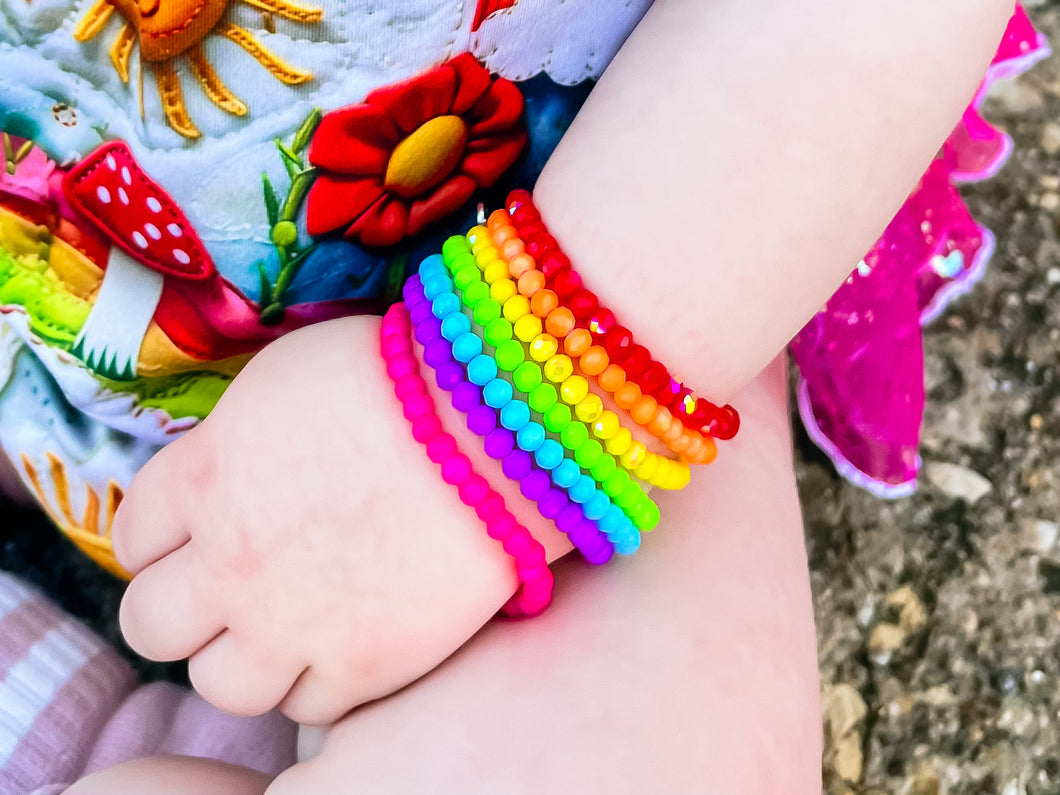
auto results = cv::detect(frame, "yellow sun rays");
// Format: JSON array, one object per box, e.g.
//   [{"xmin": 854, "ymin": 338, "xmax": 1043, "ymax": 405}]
[{"xmin": 73, "ymin": 0, "xmax": 322, "ymax": 139}]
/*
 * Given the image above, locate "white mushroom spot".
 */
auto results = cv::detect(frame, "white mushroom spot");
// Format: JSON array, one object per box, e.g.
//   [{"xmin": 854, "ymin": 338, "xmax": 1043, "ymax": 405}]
[
  {"xmin": 105, "ymin": 154, "xmax": 117, "ymax": 171},
  {"xmin": 121, "ymin": 166, "xmax": 132, "ymax": 185},
  {"xmin": 118, "ymin": 187, "xmax": 130, "ymax": 205},
  {"xmin": 146, "ymin": 197, "xmax": 162, "ymax": 213},
  {"xmin": 132, "ymin": 231, "xmax": 148, "ymax": 249},
  {"xmin": 96, "ymin": 186, "xmax": 111, "ymax": 204},
  {"xmin": 166, "ymin": 223, "xmax": 183, "ymax": 238},
  {"xmin": 144, "ymin": 223, "xmax": 162, "ymax": 240},
  {"xmin": 173, "ymin": 248, "xmax": 191, "ymax": 265}
]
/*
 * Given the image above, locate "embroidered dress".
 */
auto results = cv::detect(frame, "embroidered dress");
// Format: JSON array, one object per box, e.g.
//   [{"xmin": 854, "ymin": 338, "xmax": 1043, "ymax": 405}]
[{"xmin": 0, "ymin": 1, "xmax": 1044, "ymax": 574}]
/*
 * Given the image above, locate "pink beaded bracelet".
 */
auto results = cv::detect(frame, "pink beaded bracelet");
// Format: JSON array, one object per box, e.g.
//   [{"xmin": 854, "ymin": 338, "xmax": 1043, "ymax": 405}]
[{"xmin": 380, "ymin": 303, "xmax": 554, "ymax": 617}]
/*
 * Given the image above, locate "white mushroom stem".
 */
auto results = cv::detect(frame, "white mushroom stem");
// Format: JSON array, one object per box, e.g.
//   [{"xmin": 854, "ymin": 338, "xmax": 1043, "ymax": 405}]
[{"xmin": 74, "ymin": 248, "xmax": 163, "ymax": 380}]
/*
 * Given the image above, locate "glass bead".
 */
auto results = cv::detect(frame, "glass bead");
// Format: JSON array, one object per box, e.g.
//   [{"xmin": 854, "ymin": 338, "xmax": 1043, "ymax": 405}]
[
  {"xmin": 506, "ymin": 189, "xmax": 533, "ymax": 212},
  {"xmin": 510, "ymin": 203, "xmax": 539, "ymax": 225},
  {"xmin": 513, "ymin": 362, "xmax": 543, "ymax": 393},
  {"xmin": 489, "ymin": 279, "xmax": 518, "ymax": 305},
  {"xmin": 543, "ymin": 354, "xmax": 574, "ymax": 383},
  {"xmin": 524, "ymin": 233, "xmax": 553, "ymax": 259},
  {"xmin": 553, "ymin": 459, "xmax": 581, "ymax": 489},
  {"xmin": 431, "ymin": 292, "xmax": 461, "ymax": 321},
  {"xmin": 579, "ymin": 346, "xmax": 608, "ymax": 377},
  {"xmin": 544, "ymin": 307, "xmax": 576, "ymax": 338},
  {"xmin": 552, "ymin": 269, "xmax": 583, "ymax": 300},
  {"xmin": 620, "ymin": 441, "xmax": 647, "ymax": 470},
  {"xmin": 484, "ymin": 318, "xmax": 514, "ymax": 348},
  {"xmin": 569, "ymin": 289, "xmax": 599, "ymax": 322},
  {"xmin": 560, "ymin": 421, "xmax": 589, "ymax": 451},
  {"xmin": 590, "ymin": 454, "xmax": 617, "ymax": 483},
  {"xmin": 603, "ymin": 325, "xmax": 633, "ymax": 358},
  {"xmin": 530, "ymin": 289, "xmax": 559, "ymax": 319},
  {"xmin": 442, "ymin": 235, "xmax": 470, "ymax": 261},
  {"xmin": 452, "ymin": 332, "xmax": 483, "ymax": 364},
  {"xmin": 500, "ymin": 399, "xmax": 531, "ymax": 430},
  {"xmin": 495, "ymin": 340, "xmax": 524, "ymax": 372},
  {"xmin": 463, "ymin": 281, "xmax": 490, "ymax": 308},
  {"xmin": 598, "ymin": 364, "xmax": 626, "ymax": 393},
  {"xmin": 574, "ymin": 439, "xmax": 603, "ymax": 469},
  {"xmin": 453, "ymin": 264, "xmax": 480, "ymax": 291},
  {"xmin": 517, "ymin": 270, "xmax": 545, "ymax": 297},
  {"xmin": 540, "ymin": 251, "xmax": 570, "ymax": 278},
  {"xmin": 534, "ymin": 439, "xmax": 564, "ymax": 470},
  {"xmin": 516, "ymin": 422, "xmax": 545, "ymax": 452},
  {"xmin": 587, "ymin": 309, "xmax": 616, "ymax": 337},
  {"xmin": 605, "ymin": 427, "xmax": 632, "ymax": 456},
  {"xmin": 473, "ymin": 298, "xmax": 501, "ymax": 326},
  {"xmin": 591, "ymin": 411, "xmax": 620, "ymax": 440},
  {"xmin": 529, "ymin": 334, "xmax": 559, "ymax": 363},
  {"xmin": 641, "ymin": 361, "xmax": 670, "ymax": 395},
  {"xmin": 483, "ymin": 378, "xmax": 514, "ymax": 409},
  {"xmin": 528, "ymin": 383, "xmax": 558, "ymax": 413},
  {"xmin": 563, "ymin": 329, "xmax": 592, "ymax": 358},
  {"xmin": 502, "ymin": 294, "xmax": 531, "ymax": 323},
  {"xmin": 514, "ymin": 314, "xmax": 543, "ymax": 343},
  {"xmin": 574, "ymin": 394, "xmax": 604, "ymax": 424},
  {"xmin": 559, "ymin": 375, "xmax": 589, "ymax": 406},
  {"xmin": 613, "ymin": 381, "xmax": 642, "ymax": 411},
  {"xmin": 619, "ymin": 344, "xmax": 651, "ymax": 378},
  {"xmin": 483, "ymin": 260, "xmax": 509, "ymax": 285},
  {"xmin": 467, "ymin": 354, "xmax": 498, "ymax": 386},
  {"xmin": 441, "ymin": 312, "xmax": 471, "ymax": 342},
  {"xmin": 543, "ymin": 403, "xmax": 572, "ymax": 433},
  {"xmin": 631, "ymin": 395, "xmax": 658, "ymax": 426}
]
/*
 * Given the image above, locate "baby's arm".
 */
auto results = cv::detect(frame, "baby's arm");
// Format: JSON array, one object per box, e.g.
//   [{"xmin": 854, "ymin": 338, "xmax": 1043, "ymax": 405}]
[
  {"xmin": 64, "ymin": 756, "xmax": 270, "ymax": 795},
  {"xmin": 113, "ymin": 0, "xmax": 1013, "ymax": 730}
]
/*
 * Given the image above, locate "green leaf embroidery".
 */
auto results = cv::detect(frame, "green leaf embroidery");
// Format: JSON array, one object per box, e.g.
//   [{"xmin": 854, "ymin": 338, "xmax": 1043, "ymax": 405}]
[
  {"xmin": 291, "ymin": 107, "xmax": 322, "ymax": 155},
  {"xmin": 262, "ymin": 172, "xmax": 280, "ymax": 228}
]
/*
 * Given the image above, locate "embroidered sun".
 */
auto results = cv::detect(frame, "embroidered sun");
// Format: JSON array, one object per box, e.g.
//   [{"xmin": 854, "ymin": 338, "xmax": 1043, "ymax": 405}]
[{"xmin": 72, "ymin": 0, "xmax": 322, "ymax": 139}]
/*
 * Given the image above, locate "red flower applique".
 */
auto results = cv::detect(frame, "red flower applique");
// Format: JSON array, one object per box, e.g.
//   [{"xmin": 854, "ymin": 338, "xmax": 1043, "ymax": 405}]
[{"xmin": 306, "ymin": 53, "xmax": 527, "ymax": 248}]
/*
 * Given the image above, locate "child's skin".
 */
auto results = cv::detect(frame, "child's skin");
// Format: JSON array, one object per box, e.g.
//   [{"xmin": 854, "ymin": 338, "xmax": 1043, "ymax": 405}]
[{"xmin": 72, "ymin": 0, "xmax": 1012, "ymax": 789}]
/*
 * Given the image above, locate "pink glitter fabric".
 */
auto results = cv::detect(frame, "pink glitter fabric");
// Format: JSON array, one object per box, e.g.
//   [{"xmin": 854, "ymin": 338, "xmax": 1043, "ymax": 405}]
[{"xmin": 790, "ymin": 4, "xmax": 1050, "ymax": 496}]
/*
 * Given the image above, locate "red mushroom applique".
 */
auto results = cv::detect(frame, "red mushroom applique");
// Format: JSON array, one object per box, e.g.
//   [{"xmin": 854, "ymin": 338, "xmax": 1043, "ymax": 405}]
[{"xmin": 64, "ymin": 141, "xmax": 215, "ymax": 380}]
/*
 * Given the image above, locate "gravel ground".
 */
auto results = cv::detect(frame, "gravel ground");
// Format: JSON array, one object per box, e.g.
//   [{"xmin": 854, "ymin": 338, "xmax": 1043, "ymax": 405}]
[{"xmin": 813, "ymin": 3, "xmax": 1060, "ymax": 792}]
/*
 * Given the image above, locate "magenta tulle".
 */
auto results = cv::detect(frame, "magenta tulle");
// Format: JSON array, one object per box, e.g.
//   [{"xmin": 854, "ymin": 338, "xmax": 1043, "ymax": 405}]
[{"xmin": 790, "ymin": 4, "xmax": 1049, "ymax": 496}]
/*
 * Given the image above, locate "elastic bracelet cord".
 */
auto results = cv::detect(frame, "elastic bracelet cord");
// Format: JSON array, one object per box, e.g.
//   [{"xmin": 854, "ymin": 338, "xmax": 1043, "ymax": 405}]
[
  {"xmin": 433, "ymin": 237, "xmax": 660, "ymax": 533},
  {"xmin": 459, "ymin": 225, "xmax": 694, "ymax": 489},
  {"xmin": 409, "ymin": 266, "xmax": 636, "ymax": 558},
  {"xmin": 503, "ymin": 190, "xmax": 740, "ymax": 442},
  {"xmin": 380, "ymin": 302, "xmax": 554, "ymax": 616}
]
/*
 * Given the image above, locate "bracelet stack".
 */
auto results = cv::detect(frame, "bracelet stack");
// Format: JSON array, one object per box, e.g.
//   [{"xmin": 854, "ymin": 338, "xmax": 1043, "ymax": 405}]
[{"xmin": 380, "ymin": 189, "xmax": 741, "ymax": 615}]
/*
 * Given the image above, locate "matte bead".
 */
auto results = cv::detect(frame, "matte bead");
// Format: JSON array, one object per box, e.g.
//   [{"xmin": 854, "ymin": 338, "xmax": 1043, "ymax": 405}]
[
  {"xmin": 574, "ymin": 439, "xmax": 603, "ymax": 469},
  {"xmin": 442, "ymin": 236, "xmax": 470, "ymax": 260},
  {"xmin": 543, "ymin": 403, "xmax": 572, "ymax": 433},
  {"xmin": 620, "ymin": 442, "xmax": 648, "ymax": 470},
  {"xmin": 452, "ymin": 332, "xmax": 483, "ymax": 364},
  {"xmin": 553, "ymin": 459, "xmax": 581, "ymax": 488},
  {"xmin": 568, "ymin": 476, "xmax": 595, "ymax": 504},
  {"xmin": 502, "ymin": 531, "xmax": 532, "ymax": 558},
  {"xmin": 473, "ymin": 298, "xmax": 502, "ymax": 327},
  {"xmin": 648, "ymin": 406, "xmax": 673, "ymax": 436},
  {"xmin": 517, "ymin": 269, "xmax": 545, "ymax": 297},
  {"xmin": 464, "ymin": 281, "xmax": 491, "ymax": 308},
  {"xmin": 449, "ymin": 251, "xmax": 477, "ymax": 273},
  {"xmin": 556, "ymin": 504, "xmax": 583, "ymax": 534},
  {"xmin": 466, "ymin": 225, "xmax": 490, "ymax": 252},
  {"xmin": 484, "ymin": 427, "xmax": 516, "ymax": 459},
  {"xmin": 483, "ymin": 378, "xmax": 514, "ymax": 409},
  {"xmin": 488, "ymin": 209, "xmax": 511, "ymax": 229},
  {"xmin": 574, "ymin": 394, "xmax": 604, "ymax": 424},
  {"xmin": 484, "ymin": 318, "xmax": 514, "ymax": 348},
  {"xmin": 543, "ymin": 354, "xmax": 574, "ymax": 383},
  {"xmin": 431, "ymin": 292, "xmax": 461, "ymax": 320},
  {"xmin": 560, "ymin": 421, "xmax": 589, "ymax": 451},
  {"xmin": 545, "ymin": 306, "xmax": 576, "ymax": 338},
  {"xmin": 603, "ymin": 470, "xmax": 631, "ymax": 498},
  {"xmin": 467, "ymin": 354, "xmax": 498, "ymax": 386},
  {"xmin": 502, "ymin": 449, "xmax": 532, "ymax": 480},
  {"xmin": 521, "ymin": 470, "xmax": 551, "ymax": 501},
  {"xmin": 528, "ymin": 383, "xmax": 558, "ymax": 413},
  {"xmin": 452, "ymin": 382, "xmax": 482, "ymax": 412},
  {"xmin": 507, "ymin": 252, "xmax": 536, "ymax": 278},
  {"xmin": 421, "ymin": 274, "xmax": 449, "ymax": 301},
  {"xmin": 605, "ymin": 427, "xmax": 632, "ymax": 456},
  {"xmin": 598, "ymin": 364, "xmax": 626, "ymax": 393},
  {"xmin": 394, "ymin": 374, "xmax": 424, "ymax": 402},
  {"xmin": 513, "ymin": 314, "xmax": 543, "ymax": 343},
  {"xmin": 499, "ymin": 400, "xmax": 531, "ymax": 430},
  {"xmin": 441, "ymin": 312, "xmax": 471, "ymax": 341},
  {"xmin": 631, "ymin": 395, "xmax": 659, "ymax": 426},
  {"xmin": 489, "ymin": 277, "xmax": 518, "ymax": 304},
  {"xmin": 513, "ymin": 362, "xmax": 543, "ymax": 393},
  {"xmin": 411, "ymin": 414, "xmax": 442, "ymax": 444},
  {"xmin": 592, "ymin": 411, "xmax": 620, "ymax": 440},
  {"xmin": 486, "ymin": 513, "xmax": 517, "ymax": 540},
  {"xmin": 583, "ymin": 491, "xmax": 610, "ymax": 521},
  {"xmin": 634, "ymin": 453, "xmax": 658, "ymax": 482},
  {"xmin": 534, "ymin": 439, "xmax": 565, "ymax": 470},
  {"xmin": 501, "ymin": 238, "xmax": 525, "ymax": 260},
  {"xmin": 559, "ymin": 376, "xmax": 589, "ymax": 405},
  {"xmin": 530, "ymin": 289, "xmax": 559, "ymax": 319},
  {"xmin": 426, "ymin": 432, "xmax": 457, "ymax": 464},
  {"xmin": 441, "ymin": 454, "xmax": 472, "ymax": 485},
  {"xmin": 453, "ymin": 264, "xmax": 480, "ymax": 290},
  {"xmin": 409, "ymin": 299, "xmax": 435, "ymax": 326},
  {"xmin": 458, "ymin": 474, "xmax": 490, "ymax": 507},
  {"xmin": 380, "ymin": 334, "xmax": 411, "ymax": 359},
  {"xmin": 590, "ymin": 454, "xmax": 617, "ymax": 483},
  {"xmin": 614, "ymin": 381, "xmax": 642, "ymax": 410},
  {"xmin": 537, "ymin": 489, "xmax": 566, "ymax": 520},
  {"xmin": 474, "ymin": 493, "xmax": 504, "ymax": 522},
  {"xmin": 528, "ymin": 334, "xmax": 559, "ymax": 362},
  {"xmin": 422, "ymin": 338, "xmax": 452, "ymax": 369},
  {"xmin": 579, "ymin": 346, "xmax": 608, "ymax": 377},
  {"xmin": 467, "ymin": 404, "xmax": 497, "ymax": 435},
  {"xmin": 502, "ymin": 294, "xmax": 531, "ymax": 322},
  {"xmin": 474, "ymin": 246, "xmax": 500, "ymax": 267},
  {"xmin": 516, "ymin": 422, "xmax": 545, "ymax": 452},
  {"xmin": 563, "ymin": 329, "xmax": 592, "ymax": 358},
  {"xmin": 385, "ymin": 352, "xmax": 416, "ymax": 380},
  {"xmin": 494, "ymin": 340, "xmax": 524, "ymax": 372}
]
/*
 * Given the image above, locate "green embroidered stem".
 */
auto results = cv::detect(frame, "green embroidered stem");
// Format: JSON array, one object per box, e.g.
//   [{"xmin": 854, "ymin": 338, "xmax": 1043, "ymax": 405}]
[{"xmin": 259, "ymin": 109, "xmax": 322, "ymax": 325}]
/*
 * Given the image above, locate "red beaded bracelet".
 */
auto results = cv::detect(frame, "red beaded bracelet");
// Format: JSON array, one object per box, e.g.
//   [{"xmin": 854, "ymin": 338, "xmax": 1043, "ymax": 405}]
[
  {"xmin": 381, "ymin": 303, "xmax": 554, "ymax": 617},
  {"xmin": 504, "ymin": 190, "xmax": 740, "ymax": 441}
]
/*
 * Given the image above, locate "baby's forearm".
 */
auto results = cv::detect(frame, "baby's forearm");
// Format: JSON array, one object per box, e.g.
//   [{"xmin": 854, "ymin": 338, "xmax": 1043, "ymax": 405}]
[{"xmin": 534, "ymin": 0, "xmax": 1012, "ymax": 401}]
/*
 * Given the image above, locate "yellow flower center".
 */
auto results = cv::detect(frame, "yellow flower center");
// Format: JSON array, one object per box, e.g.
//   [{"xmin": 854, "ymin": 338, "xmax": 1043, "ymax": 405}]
[{"xmin": 384, "ymin": 115, "xmax": 468, "ymax": 198}]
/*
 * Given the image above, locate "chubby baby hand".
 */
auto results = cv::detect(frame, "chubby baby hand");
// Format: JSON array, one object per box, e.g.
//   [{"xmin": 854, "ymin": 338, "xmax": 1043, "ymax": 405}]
[{"xmin": 113, "ymin": 315, "xmax": 563, "ymax": 724}]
